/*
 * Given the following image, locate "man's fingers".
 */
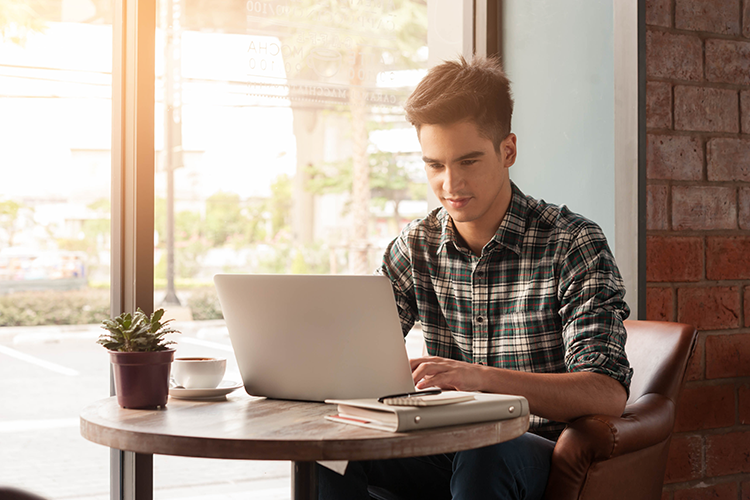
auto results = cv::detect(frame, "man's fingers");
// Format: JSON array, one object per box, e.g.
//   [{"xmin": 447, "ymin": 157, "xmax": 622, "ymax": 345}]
[
  {"xmin": 415, "ymin": 373, "xmax": 458, "ymax": 391},
  {"xmin": 409, "ymin": 356, "xmax": 439, "ymax": 371},
  {"xmin": 411, "ymin": 359, "xmax": 448, "ymax": 382}
]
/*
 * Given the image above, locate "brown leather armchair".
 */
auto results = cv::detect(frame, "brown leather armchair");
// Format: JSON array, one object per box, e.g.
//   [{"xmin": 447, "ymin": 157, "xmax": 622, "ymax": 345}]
[{"xmin": 543, "ymin": 320, "xmax": 698, "ymax": 500}]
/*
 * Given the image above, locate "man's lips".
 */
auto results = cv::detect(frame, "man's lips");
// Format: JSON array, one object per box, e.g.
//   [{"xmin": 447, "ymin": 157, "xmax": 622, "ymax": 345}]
[{"xmin": 444, "ymin": 197, "xmax": 471, "ymax": 208}]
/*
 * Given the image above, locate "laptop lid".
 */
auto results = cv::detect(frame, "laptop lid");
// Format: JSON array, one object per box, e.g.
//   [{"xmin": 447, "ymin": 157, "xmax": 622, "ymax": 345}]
[{"xmin": 214, "ymin": 274, "xmax": 417, "ymax": 402}]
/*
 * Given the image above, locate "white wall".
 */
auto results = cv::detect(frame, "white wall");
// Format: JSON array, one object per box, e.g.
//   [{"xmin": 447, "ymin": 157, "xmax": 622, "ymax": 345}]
[{"xmin": 503, "ymin": 0, "xmax": 616, "ymax": 243}]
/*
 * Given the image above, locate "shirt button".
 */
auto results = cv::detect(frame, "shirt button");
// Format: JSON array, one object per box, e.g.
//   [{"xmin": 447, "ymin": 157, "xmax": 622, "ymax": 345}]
[
  {"xmin": 476, "ymin": 271, "xmax": 485, "ymax": 278},
  {"xmin": 476, "ymin": 316, "xmax": 484, "ymax": 323}
]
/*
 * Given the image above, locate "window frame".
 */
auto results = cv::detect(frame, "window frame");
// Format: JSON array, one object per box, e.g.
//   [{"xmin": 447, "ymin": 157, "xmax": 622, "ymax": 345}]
[
  {"xmin": 109, "ymin": 1, "xmax": 475, "ymax": 498},
  {"xmin": 110, "ymin": 0, "xmax": 156, "ymax": 497}
]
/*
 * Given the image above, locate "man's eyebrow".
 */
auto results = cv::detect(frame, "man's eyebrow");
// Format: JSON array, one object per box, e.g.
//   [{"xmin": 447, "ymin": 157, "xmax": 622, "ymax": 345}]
[{"xmin": 422, "ymin": 151, "xmax": 486, "ymax": 164}]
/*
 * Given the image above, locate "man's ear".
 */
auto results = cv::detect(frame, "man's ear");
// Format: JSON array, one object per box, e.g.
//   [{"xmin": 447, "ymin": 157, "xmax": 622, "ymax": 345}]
[{"xmin": 501, "ymin": 134, "xmax": 517, "ymax": 168}]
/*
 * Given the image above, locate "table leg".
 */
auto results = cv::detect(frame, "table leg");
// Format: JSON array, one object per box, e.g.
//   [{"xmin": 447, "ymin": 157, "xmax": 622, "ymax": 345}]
[
  {"xmin": 112, "ymin": 450, "xmax": 152, "ymax": 500},
  {"xmin": 292, "ymin": 461, "xmax": 318, "ymax": 500}
]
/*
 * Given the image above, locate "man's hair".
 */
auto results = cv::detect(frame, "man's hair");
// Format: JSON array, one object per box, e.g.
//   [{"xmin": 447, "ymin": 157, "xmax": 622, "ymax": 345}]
[{"xmin": 404, "ymin": 56, "xmax": 514, "ymax": 151}]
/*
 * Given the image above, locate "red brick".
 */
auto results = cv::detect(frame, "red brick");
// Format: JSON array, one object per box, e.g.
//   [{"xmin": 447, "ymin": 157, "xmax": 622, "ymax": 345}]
[
  {"xmin": 647, "ymin": 0, "xmax": 672, "ymax": 27},
  {"xmin": 647, "ymin": 134, "xmax": 703, "ymax": 180},
  {"xmin": 685, "ymin": 332, "xmax": 704, "ymax": 381},
  {"xmin": 707, "ymin": 237, "xmax": 750, "ymax": 280},
  {"xmin": 706, "ymin": 39, "xmax": 750, "ymax": 85},
  {"xmin": 672, "ymin": 186, "xmax": 737, "ymax": 231},
  {"xmin": 740, "ymin": 383, "xmax": 750, "ymax": 425},
  {"xmin": 647, "ymin": 81, "xmax": 673, "ymax": 129},
  {"xmin": 647, "ymin": 236, "xmax": 703, "ymax": 282},
  {"xmin": 675, "ymin": 0, "xmax": 741, "ymax": 35},
  {"xmin": 663, "ymin": 491, "xmax": 672, "ymax": 500},
  {"xmin": 674, "ymin": 86, "xmax": 740, "ymax": 133},
  {"xmin": 647, "ymin": 286, "xmax": 675, "ymax": 321},
  {"xmin": 674, "ymin": 482, "xmax": 737, "ymax": 500},
  {"xmin": 706, "ymin": 431, "xmax": 750, "ymax": 475},
  {"xmin": 746, "ymin": 285, "xmax": 750, "ymax": 328},
  {"xmin": 674, "ymin": 383, "xmax": 735, "ymax": 431},
  {"xmin": 740, "ymin": 187, "xmax": 750, "ymax": 230},
  {"xmin": 648, "ymin": 184, "xmax": 669, "ymax": 230},
  {"xmin": 708, "ymin": 138, "xmax": 750, "ymax": 182},
  {"xmin": 647, "ymin": 30, "xmax": 703, "ymax": 81},
  {"xmin": 745, "ymin": 0, "xmax": 750, "ymax": 38},
  {"xmin": 665, "ymin": 434, "xmax": 703, "ymax": 483},
  {"xmin": 706, "ymin": 333, "xmax": 750, "ymax": 378},
  {"xmin": 743, "ymin": 480, "xmax": 750, "ymax": 500},
  {"xmin": 678, "ymin": 287, "xmax": 740, "ymax": 331},
  {"xmin": 742, "ymin": 91, "xmax": 750, "ymax": 134}
]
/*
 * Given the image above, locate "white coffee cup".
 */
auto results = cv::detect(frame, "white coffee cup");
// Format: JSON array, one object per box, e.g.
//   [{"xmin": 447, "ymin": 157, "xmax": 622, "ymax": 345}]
[{"xmin": 172, "ymin": 357, "xmax": 226, "ymax": 389}]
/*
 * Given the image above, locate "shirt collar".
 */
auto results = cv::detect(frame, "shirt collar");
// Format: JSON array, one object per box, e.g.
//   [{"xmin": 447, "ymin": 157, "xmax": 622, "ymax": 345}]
[{"xmin": 436, "ymin": 182, "xmax": 529, "ymax": 256}]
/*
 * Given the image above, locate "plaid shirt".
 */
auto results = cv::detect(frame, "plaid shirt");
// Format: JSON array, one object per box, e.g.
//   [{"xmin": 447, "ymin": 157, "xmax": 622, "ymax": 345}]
[{"xmin": 377, "ymin": 182, "xmax": 632, "ymax": 438}]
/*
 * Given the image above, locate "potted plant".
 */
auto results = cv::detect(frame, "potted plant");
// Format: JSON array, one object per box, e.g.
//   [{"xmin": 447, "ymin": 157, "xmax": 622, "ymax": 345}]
[{"xmin": 97, "ymin": 308, "xmax": 180, "ymax": 409}]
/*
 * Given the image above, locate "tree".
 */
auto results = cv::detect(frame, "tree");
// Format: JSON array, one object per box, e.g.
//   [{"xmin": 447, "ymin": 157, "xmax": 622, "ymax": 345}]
[
  {"xmin": 204, "ymin": 192, "xmax": 265, "ymax": 247},
  {"xmin": 306, "ymin": 150, "xmax": 425, "ymax": 222},
  {"xmin": 155, "ymin": 193, "xmax": 269, "ymax": 281},
  {"xmin": 257, "ymin": 0, "xmax": 428, "ymax": 273},
  {"xmin": 268, "ymin": 174, "xmax": 293, "ymax": 238},
  {"xmin": 0, "ymin": 0, "xmax": 45, "ymax": 45},
  {"xmin": 0, "ymin": 199, "xmax": 29, "ymax": 247}
]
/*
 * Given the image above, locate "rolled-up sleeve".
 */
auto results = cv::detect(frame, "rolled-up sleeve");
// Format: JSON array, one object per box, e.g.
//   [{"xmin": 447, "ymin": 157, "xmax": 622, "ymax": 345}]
[{"xmin": 557, "ymin": 224, "xmax": 633, "ymax": 395}]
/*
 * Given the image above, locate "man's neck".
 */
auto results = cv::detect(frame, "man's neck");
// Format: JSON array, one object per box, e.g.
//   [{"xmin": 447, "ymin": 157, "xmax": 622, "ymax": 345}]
[
  {"xmin": 453, "ymin": 221, "xmax": 501, "ymax": 257},
  {"xmin": 449, "ymin": 179, "xmax": 514, "ymax": 256},
  {"xmin": 453, "ymin": 196, "xmax": 512, "ymax": 256}
]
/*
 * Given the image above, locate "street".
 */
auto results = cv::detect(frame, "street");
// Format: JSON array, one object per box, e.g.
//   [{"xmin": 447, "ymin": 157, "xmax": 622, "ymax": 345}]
[
  {"xmin": 1, "ymin": 320, "xmax": 290, "ymax": 500},
  {"xmin": 0, "ymin": 320, "xmax": 424, "ymax": 499}
]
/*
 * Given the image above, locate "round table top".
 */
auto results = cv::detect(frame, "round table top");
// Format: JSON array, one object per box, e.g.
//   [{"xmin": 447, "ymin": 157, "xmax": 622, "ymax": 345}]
[{"xmin": 80, "ymin": 393, "xmax": 530, "ymax": 462}]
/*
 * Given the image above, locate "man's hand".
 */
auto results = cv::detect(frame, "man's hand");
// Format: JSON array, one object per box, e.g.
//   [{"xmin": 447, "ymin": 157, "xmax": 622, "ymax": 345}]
[
  {"xmin": 410, "ymin": 356, "xmax": 487, "ymax": 392},
  {"xmin": 409, "ymin": 355, "xmax": 627, "ymax": 423}
]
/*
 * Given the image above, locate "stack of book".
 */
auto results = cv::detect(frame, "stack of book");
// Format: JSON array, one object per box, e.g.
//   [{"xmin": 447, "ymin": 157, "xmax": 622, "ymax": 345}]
[{"xmin": 325, "ymin": 391, "xmax": 528, "ymax": 432}]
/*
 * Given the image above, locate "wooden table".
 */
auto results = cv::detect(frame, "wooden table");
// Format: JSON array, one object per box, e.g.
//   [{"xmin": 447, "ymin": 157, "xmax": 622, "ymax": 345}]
[{"xmin": 80, "ymin": 393, "xmax": 530, "ymax": 500}]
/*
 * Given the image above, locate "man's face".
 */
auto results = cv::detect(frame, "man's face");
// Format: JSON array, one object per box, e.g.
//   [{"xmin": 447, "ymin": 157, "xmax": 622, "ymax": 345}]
[{"xmin": 420, "ymin": 120, "xmax": 517, "ymax": 233}]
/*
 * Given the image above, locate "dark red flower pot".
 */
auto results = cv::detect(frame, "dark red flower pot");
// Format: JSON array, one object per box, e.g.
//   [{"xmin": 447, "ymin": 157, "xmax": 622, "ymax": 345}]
[{"xmin": 109, "ymin": 349, "xmax": 175, "ymax": 409}]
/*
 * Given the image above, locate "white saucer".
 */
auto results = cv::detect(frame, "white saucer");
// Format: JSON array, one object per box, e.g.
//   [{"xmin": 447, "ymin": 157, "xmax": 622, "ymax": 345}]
[{"xmin": 169, "ymin": 380, "xmax": 243, "ymax": 400}]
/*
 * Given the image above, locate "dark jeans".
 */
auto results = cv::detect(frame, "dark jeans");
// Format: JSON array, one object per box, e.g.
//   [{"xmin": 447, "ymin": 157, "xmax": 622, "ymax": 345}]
[{"xmin": 317, "ymin": 432, "xmax": 555, "ymax": 500}]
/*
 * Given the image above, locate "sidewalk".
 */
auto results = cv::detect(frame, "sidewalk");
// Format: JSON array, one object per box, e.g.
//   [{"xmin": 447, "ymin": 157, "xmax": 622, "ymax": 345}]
[
  {"xmin": 0, "ymin": 320, "xmax": 424, "ymax": 499},
  {"xmin": 0, "ymin": 319, "xmax": 293, "ymax": 500}
]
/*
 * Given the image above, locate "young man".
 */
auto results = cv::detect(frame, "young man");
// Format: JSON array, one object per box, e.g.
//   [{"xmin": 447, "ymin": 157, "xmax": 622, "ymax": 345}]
[{"xmin": 319, "ymin": 56, "xmax": 632, "ymax": 500}]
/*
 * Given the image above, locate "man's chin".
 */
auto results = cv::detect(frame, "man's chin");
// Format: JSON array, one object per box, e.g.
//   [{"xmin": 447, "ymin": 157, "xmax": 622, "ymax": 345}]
[{"xmin": 442, "ymin": 208, "xmax": 474, "ymax": 224}]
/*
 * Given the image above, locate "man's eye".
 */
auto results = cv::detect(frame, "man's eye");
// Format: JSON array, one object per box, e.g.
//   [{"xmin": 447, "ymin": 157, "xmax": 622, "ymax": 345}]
[
  {"xmin": 461, "ymin": 159, "xmax": 478, "ymax": 166},
  {"xmin": 426, "ymin": 163, "xmax": 442, "ymax": 170}
]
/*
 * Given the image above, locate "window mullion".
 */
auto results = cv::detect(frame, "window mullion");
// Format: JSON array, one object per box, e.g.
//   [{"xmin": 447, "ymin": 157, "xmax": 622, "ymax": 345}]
[{"xmin": 110, "ymin": 0, "xmax": 156, "ymax": 498}]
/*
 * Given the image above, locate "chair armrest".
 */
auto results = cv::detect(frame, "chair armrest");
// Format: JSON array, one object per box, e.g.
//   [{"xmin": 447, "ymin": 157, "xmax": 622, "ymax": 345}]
[
  {"xmin": 554, "ymin": 392, "xmax": 676, "ymax": 463},
  {"xmin": 543, "ymin": 393, "xmax": 676, "ymax": 500}
]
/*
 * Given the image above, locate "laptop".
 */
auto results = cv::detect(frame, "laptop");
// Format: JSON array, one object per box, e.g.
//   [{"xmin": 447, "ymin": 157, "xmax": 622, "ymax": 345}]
[{"xmin": 214, "ymin": 274, "xmax": 417, "ymax": 402}]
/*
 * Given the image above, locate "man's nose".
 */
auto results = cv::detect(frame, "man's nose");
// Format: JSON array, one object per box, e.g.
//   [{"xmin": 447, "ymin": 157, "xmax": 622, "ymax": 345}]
[{"xmin": 442, "ymin": 167, "xmax": 464, "ymax": 193}]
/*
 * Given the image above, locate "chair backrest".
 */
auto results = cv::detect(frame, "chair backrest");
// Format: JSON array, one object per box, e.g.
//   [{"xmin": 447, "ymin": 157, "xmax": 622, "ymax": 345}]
[{"xmin": 623, "ymin": 320, "xmax": 697, "ymax": 406}]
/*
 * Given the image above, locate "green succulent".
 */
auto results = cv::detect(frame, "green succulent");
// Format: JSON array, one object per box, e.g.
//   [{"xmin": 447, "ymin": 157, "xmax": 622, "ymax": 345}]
[{"xmin": 97, "ymin": 308, "xmax": 179, "ymax": 352}]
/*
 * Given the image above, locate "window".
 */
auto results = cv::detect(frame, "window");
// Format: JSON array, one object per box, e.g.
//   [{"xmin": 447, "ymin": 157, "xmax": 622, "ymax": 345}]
[
  {"xmin": 0, "ymin": 1, "xmax": 474, "ymax": 498},
  {"xmin": 0, "ymin": 1, "xmax": 113, "ymax": 498},
  {"xmin": 150, "ymin": 1, "xmax": 435, "ymax": 496}
]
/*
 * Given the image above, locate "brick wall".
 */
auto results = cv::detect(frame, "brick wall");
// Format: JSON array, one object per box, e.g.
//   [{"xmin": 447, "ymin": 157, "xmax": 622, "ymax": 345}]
[{"xmin": 645, "ymin": 0, "xmax": 750, "ymax": 498}]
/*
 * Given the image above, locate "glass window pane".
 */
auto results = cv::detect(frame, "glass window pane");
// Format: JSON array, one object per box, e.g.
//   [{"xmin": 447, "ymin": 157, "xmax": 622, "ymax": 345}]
[
  {"xmin": 152, "ymin": 0, "xmax": 436, "ymax": 497},
  {"xmin": 0, "ymin": 2, "xmax": 113, "ymax": 498}
]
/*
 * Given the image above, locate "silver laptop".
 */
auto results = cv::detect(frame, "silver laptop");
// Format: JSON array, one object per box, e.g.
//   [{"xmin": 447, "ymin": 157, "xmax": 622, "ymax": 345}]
[{"xmin": 214, "ymin": 274, "xmax": 417, "ymax": 402}]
